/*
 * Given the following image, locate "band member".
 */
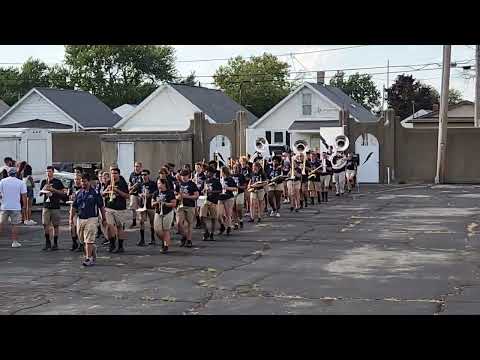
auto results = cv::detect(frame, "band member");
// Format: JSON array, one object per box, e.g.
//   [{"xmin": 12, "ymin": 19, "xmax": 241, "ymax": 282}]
[
  {"xmin": 98, "ymin": 171, "xmax": 110, "ymax": 242},
  {"xmin": 137, "ymin": 170, "xmax": 157, "ymax": 246},
  {"xmin": 104, "ymin": 166, "xmax": 130, "ymax": 253},
  {"xmin": 308, "ymin": 152, "xmax": 322, "ymax": 205},
  {"xmin": 70, "ymin": 173, "xmax": 107, "ymax": 267},
  {"xmin": 217, "ymin": 166, "xmax": 237, "ymax": 236},
  {"xmin": 68, "ymin": 173, "xmax": 83, "ymax": 252},
  {"xmin": 231, "ymin": 164, "xmax": 247, "ymax": 229},
  {"xmin": 239, "ymin": 156, "xmax": 251, "ymax": 216},
  {"xmin": 0, "ymin": 167, "xmax": 27, "ymax": 248},
  {"xmin": 151, "ymin": 178, "xmax": 177, "ymax": 253},
  {"xmin": 40, "ymin": 166, "xmax": 66, "ymax": 251},
  {"xmin": 128, "ymin": 161, "xmax": 143, "ymax": 227},
  {"xmin": 281, "ymin": 153, "xmax": 291, "ymax": 204},
  {"xmin": 201, "ymin": 167, "xmax": 222, "ymax": 241},
  {"xmin": 287, "ymin": 154, "xmax": 302, "ymax": 212},
  {"xmin": 345, "ymin": 153, "xmax": 357, "ymax": 193},
  {"xmin": 193, "ymin": 162, "xmax": 207, "ymax": 229},
  {"xmin": 267, "ymin": 156, "xmax": 284, "ymax": 217},
  {"xmin": 332, "ymin": 152, "xmax": 347, "ymax": 196},
  {"xmin": 319, "ymin": 152, "xmax": 333, "ymax": 203},
  {"xmin": 247, "ymin": 162, "xmax": 267, "ymax": 223},
  {"xmin": 174, "ymin": 169, "xmax": 199, "ymax": 248},
  {"xmin": 299, "ymin": 152, "xmax": 311, "ymax": 208}
]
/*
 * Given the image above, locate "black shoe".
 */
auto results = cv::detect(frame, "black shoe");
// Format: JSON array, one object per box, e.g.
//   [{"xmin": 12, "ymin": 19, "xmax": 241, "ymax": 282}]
[
  {"xmin": 239, "ymin": 221, "xmax": 243, "ymax": 229},
  {"xmin": 76, "ymin": 244, "xmax": 84, "ymax": 253},
  {"xmin": 304, "ymin": 201, "xmax": 308, "ymax": 208},
  {"xmin": 51, "ymin": 243, "xmax": 59, "ymax": 251},
  {"xmin": 203, "ymin": 231, "xmax": 210, "ymax": 241},
  {"xmin": 300, "ymin": 201, "xmax": 304, "ymax": 208},
  {"xmin": 137, "ymin": 239, "xmax": 146, "ymax": 247},
  {"xmin": 218, "ymin": 224, "xmax": 226, "ymax": 235},
  {"xmin": 148, "ymin": 240, "xmax": 156, "ymax": 246},
  {"xmin": 311, "ymin": 199, "xmax": 315, "ymax": 206},
  {"xmin": 247, "ymin": 218, "xmax": 255, "ymax": 223},
  {"xmin": 70, "ymin": 241, "xmax": 79, "ymax": 252},
  {"xmin": 257, "ymin": 218, "xmax": 262, "ymax": 224},
  {"xmin": 209, "ymin": 233, "xmax": 215, "ymax": 241},
  {"xmin": 108, "ymin": 239, "xmax": 116, "ymax": 253},
  {"xmin": 162, "ymin": 244, "xmax": 169, "ymax": 253},
  {"xmin": 180, "ymin": 238, "xmax": 187, "ymax": 247},
  {"xmin": 290, "ymin": 207, "xmax": 294, "ymax": 212},
  {"xmin": 102, "ymin": 239, "xmax": 110, "ymax": 246},
  {"xmin": 295, "ymin": 208, "xmax": 299, "ymax": 213},
  {"xmin": 336, "ymin": 193, "xmax": 340, "ymax": 197},
  {"xmin": 42, "ymin": 241, "xmax": 52, "ymax": 251},
  {"xmin": 226, "ymin": 227, "xmax": 231, "ymax": 236},
  {"xmin": 234, "ymin": 224, "xmax": 239, "ymax": 230},
  {"xmin": 186, "ymin": 240, "xmax": 193, "ymax": 248}
]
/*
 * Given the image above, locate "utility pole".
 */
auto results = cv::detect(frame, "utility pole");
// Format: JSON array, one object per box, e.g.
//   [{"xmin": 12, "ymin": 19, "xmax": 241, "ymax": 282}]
[
  {"xmin": 435, "ymin": 45, "xmax": 452, "ymax": 184},
  {"xmin": 475, "ymin": 45, "xmax": 480, "ymax": 127}
]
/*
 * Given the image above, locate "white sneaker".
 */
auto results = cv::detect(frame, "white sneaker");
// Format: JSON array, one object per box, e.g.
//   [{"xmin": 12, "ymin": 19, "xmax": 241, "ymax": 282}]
[
  {"xmin": 29, "ymin": 220, "xmax": 37, "ymax": 225},
  {"xmin": 269, "ymin": 210, "xmax": 275, "ymax": 217},
  {"xmin": 12, "ymin": 241, "xmax": 21, "ymax": 248},
  {"xmin": 275, "ymin": 212, "xmax": 280, "ymax": 218},
  {"xmin": 283, "ymin": 199, "xmax": 289, "ymax": 204}
]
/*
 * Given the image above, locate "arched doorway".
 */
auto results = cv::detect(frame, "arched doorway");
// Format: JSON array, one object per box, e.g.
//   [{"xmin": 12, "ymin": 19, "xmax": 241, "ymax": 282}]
[
  {"xmin": 355, "ymin": 133, "xmax": 379, "ymax": 183},
  {"xmin": 209, "ymin": 135, "xmax": 231, "ymax": 164}
]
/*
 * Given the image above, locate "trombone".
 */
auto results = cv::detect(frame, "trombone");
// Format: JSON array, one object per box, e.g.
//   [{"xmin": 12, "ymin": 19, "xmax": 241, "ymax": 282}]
[{"xmin": 137, "ymin": 187, "xmax": 149, "ymax": 213}]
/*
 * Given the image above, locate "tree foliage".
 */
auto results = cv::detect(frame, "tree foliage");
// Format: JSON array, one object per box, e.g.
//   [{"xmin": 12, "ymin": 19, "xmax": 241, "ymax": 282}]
[
  {"xmin": 387, "ymin": 74, "xmax": 465, "ymax": 119},
  {"xmin": 213, "ymin": 53, "xmax": 293, "ymax": 117},
  {"xmin": 64, "ymin": 45, "xmax": 177, "ymax": 108},
  {"xmin": 329, "ymin": 71, "xmax": 380, "ymax": 111}
]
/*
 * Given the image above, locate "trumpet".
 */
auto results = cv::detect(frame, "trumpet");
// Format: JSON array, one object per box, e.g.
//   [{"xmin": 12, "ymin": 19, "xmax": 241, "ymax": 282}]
[
  {"xmin": 129, "ymin": 181, "xmax": 142, "ymax": 195},
  {"xmin": 40, "ymin": 177, "xmax": 52, "ymax": 203},
  {"xmin": 107, "ymin": 172, "xmax": 116, "ymax": 202}
]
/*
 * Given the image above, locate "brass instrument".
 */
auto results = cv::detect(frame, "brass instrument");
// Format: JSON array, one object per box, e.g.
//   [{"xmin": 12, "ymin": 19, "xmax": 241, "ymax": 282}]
[
  {"xmin": 292, "ymin": 139, "xmax": 309, "ymax": 176},
  {"xmin": 214, "ymin": 152, "xmax": 221, "ymax": 171},
  {"xmin": 247, "ymin": 180, "xmax": 268, "ymax": 193},
  {"xmin": 330, "ymin": 135, "xmax": 350, "ymax": 170},
  {"xmin": 137, "ymin": 186, "xmax": 149, "ymax": 213},
  {"xmin": 129, "ymin": 181, "xmax": 142, "ymax": 195},
  {"xmin": 268, "ymin": 175, "xmax": 287, "ymax": 187},
  {"xmin": 40, "ymin": 177, "xmax": 52, "ymax": 203},
  {"xmin": 308, "ymin": 163, "xmax": 325, "ymax": 180},
  {"xmin": 302, "ymin": 155, "xmax": 307, "ymax": 176},
  {"xmin": 108, "ymin": 172, "xmax": 116, "ymax": 202}
]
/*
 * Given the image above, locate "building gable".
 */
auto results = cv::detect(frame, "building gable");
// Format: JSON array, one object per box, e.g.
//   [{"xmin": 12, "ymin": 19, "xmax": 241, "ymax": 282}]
[
  {"xmin": 0, "ymin": 91, "xmax": 77, "ymax": 129},
  {"xmin": 115, "ymin": 85, "xmax": 211, "ymax": 131},
  {"xmin": 251, "ymin": 83, "xmax": 341, "ymax": 130}
]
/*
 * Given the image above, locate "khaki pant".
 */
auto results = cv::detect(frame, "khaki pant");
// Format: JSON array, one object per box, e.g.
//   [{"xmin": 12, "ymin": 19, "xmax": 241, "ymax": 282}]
[
  {"xmin": 307, "ymin": 180, "xmax": 321, "ymax": 192},
  {"xmin": 200, "ymin": 201, "xmax": 218, "ymax": 219},
  {"xmin": 139, "ymin": 209, "xmax": 155, "ymax": 225},
  {"xmin": 0, "ymin": 210, "xmax": 22, "ymax": 225},
  {"xmin": 346, "ymin": 169, "xmax": 356, "ymax": 179},
  {"xmin": 42, "ymin": 208, "xmax": 61, "ymax": 227},
  {"xmin": 129, "ymin": 195, "xmax": 140, "ymax": 210},
  {"xmin": 320, "ymin": 175, "xmax": 331, "ymax": 190},
  {"xmin": 105, "ymin": 208, "xmax": 129, "ymax": 228},
  {"xmin": 249, "ymin": 189, "xmax": 265, "ymax": 201},
  {"xmin": 267, "ymin": 183, "xmax": 284, "ymax": 193},
  {"xmin": 154, "ymin": 211, "xmax": 174, "ymax": 233},
  {"xmin": 334, "ymin": 171, "xmax": 346, "ymax": 194},
  {"xmin": 77, "ymin": 217, "xmax": 98, "ymax": 244},
  {"xmin": 287, "ymin": 180, "xmax": 300, "ymax": 196},
  {"xmin": 177, "ymin": 206, "xmax": 195, "ymax": 227},
  {"xmin": 234, "ymin": 192, "xmax": 245, "ymax": 208},
  {"xmin": 301, "ymin": 182, "xmax": 309, "ymax": 194}
]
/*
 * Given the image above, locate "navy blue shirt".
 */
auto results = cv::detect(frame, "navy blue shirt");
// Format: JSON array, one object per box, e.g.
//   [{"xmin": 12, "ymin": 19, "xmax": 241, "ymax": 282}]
[{"xmin": 72, "ymin": 187, "xmax": 104, "ymax": 219}]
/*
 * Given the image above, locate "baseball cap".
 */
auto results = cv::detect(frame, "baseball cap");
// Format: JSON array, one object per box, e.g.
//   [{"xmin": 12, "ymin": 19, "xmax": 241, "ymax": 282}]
[{"xmin": 8, "ymin": 167, "xmax": 17, "ymax": 176}]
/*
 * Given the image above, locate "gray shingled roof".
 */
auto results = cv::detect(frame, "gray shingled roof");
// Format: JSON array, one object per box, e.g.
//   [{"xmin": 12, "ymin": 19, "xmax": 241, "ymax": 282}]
[
  {"xmin": 170, "ymin": 84, "xmax": 258, "ymax": 125},
  {"xmin": 308, "ymin": 83, "xmax": 378, "ymax": 123},
  {"xmin": 35, "ymin": 88, "xmax": 121, "ymax": 128},
  {"xmin": 288, "ymin": 120, "xmax": 340, "ymax": 130},
  {"xmin": 0, "ymin": 99, "xmax": 9, "ymax": 117}
]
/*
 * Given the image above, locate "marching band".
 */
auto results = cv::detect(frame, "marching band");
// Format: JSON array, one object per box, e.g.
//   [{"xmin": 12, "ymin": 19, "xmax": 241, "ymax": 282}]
[{"xmin": 4, "ymin": 134, "xmax": 358, "ymax": 267}]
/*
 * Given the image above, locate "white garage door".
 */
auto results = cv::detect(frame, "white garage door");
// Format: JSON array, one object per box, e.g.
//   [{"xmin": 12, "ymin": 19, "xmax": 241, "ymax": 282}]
[
  {"xmin": 355, "ymin": 133, "xmax": 379, "ymax": 183},
  {"xmin": 117, "ymin": 142, "xmax": 134, "ymax": 179}
]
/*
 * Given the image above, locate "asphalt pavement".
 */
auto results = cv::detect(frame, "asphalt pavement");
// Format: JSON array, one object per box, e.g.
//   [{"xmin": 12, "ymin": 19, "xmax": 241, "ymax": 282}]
[{"xmin": 1, "ymin": 184, "xmax": 480, "ymax": 315}]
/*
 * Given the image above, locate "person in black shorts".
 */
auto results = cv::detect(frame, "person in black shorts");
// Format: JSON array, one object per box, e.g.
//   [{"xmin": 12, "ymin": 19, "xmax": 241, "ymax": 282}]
[{"xmin": 200, "ymin": 167, "xmax": 222, "ymax": 241}]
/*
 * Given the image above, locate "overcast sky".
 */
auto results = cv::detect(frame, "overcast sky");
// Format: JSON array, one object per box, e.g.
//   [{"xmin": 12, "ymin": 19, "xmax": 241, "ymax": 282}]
[{"xmin": 0, "ymin": 45, "xmax": 476, "ymax": 103}]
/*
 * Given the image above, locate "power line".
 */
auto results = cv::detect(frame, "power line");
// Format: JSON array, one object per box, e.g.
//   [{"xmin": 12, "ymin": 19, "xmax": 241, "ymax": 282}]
[{"xmin": 175, "ymin": 45, "xmax": 368, "ymax": 63}]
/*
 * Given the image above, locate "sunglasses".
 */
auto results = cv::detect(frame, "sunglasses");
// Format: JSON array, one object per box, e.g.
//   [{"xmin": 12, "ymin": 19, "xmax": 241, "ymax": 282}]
[{"xmin": 141, "ymin": 174, "xmax": 149, "ymax": 176}]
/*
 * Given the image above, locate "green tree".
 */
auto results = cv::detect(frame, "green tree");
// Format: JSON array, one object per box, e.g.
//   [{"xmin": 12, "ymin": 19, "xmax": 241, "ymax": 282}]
[
  {"xmin": 0, "ymin": 67, "xmax": 21, "ymax": 105},
  {"xmin": 64, "ymin": 45, "xmax": 177, "ymax": 108},
  {"xmin": 213, "ymin": 53, "xmax": 293, "ymax": 117},
  {"xmin": 386, "ymin": 74, "xmax": 440, "ymax": 120},
  {"xmin": 177, "ymin": 72, "xmax": 197, "ymax": 86},
  {"xmin": 329, "ymin": 71, "xmax": 380, "ymax": 111},
  {"xmin": 448, "ymin": 88, "xmax": 463, "ymax": 105}
]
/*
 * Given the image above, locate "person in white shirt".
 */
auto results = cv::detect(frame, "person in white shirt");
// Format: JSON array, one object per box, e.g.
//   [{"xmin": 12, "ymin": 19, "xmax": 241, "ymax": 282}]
[{"xmin": 0, "ymin": 167, "xmax": 27, "ymax": 247}]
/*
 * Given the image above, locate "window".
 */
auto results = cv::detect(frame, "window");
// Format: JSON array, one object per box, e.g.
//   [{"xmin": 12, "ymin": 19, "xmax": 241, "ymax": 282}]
[
  {"xmin": 302, "ymin": 93, "xmax": 312, "ymax": 115},
  {"xmin": 265, "ymin": 131, "xmax": 272, "ymax": 144},
  {"xmin": 274, "ymin": 132, "xmax": 283, "ymax": 143}
]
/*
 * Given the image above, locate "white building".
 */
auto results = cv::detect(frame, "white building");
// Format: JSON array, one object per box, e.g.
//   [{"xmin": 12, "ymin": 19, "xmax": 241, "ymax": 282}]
[
  {"xmin": 247, "ymin": 73, "xmax": 380, "ymax": 182},
  {"xmin": 113, "ymin": 83, "xmax": 258, "ymax": 165}
]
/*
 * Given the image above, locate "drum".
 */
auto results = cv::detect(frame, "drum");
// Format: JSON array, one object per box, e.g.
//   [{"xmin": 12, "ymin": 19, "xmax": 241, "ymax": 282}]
[{"xmin": 197, "ymin": 195, "xmax": 207, "ymax": 208}]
